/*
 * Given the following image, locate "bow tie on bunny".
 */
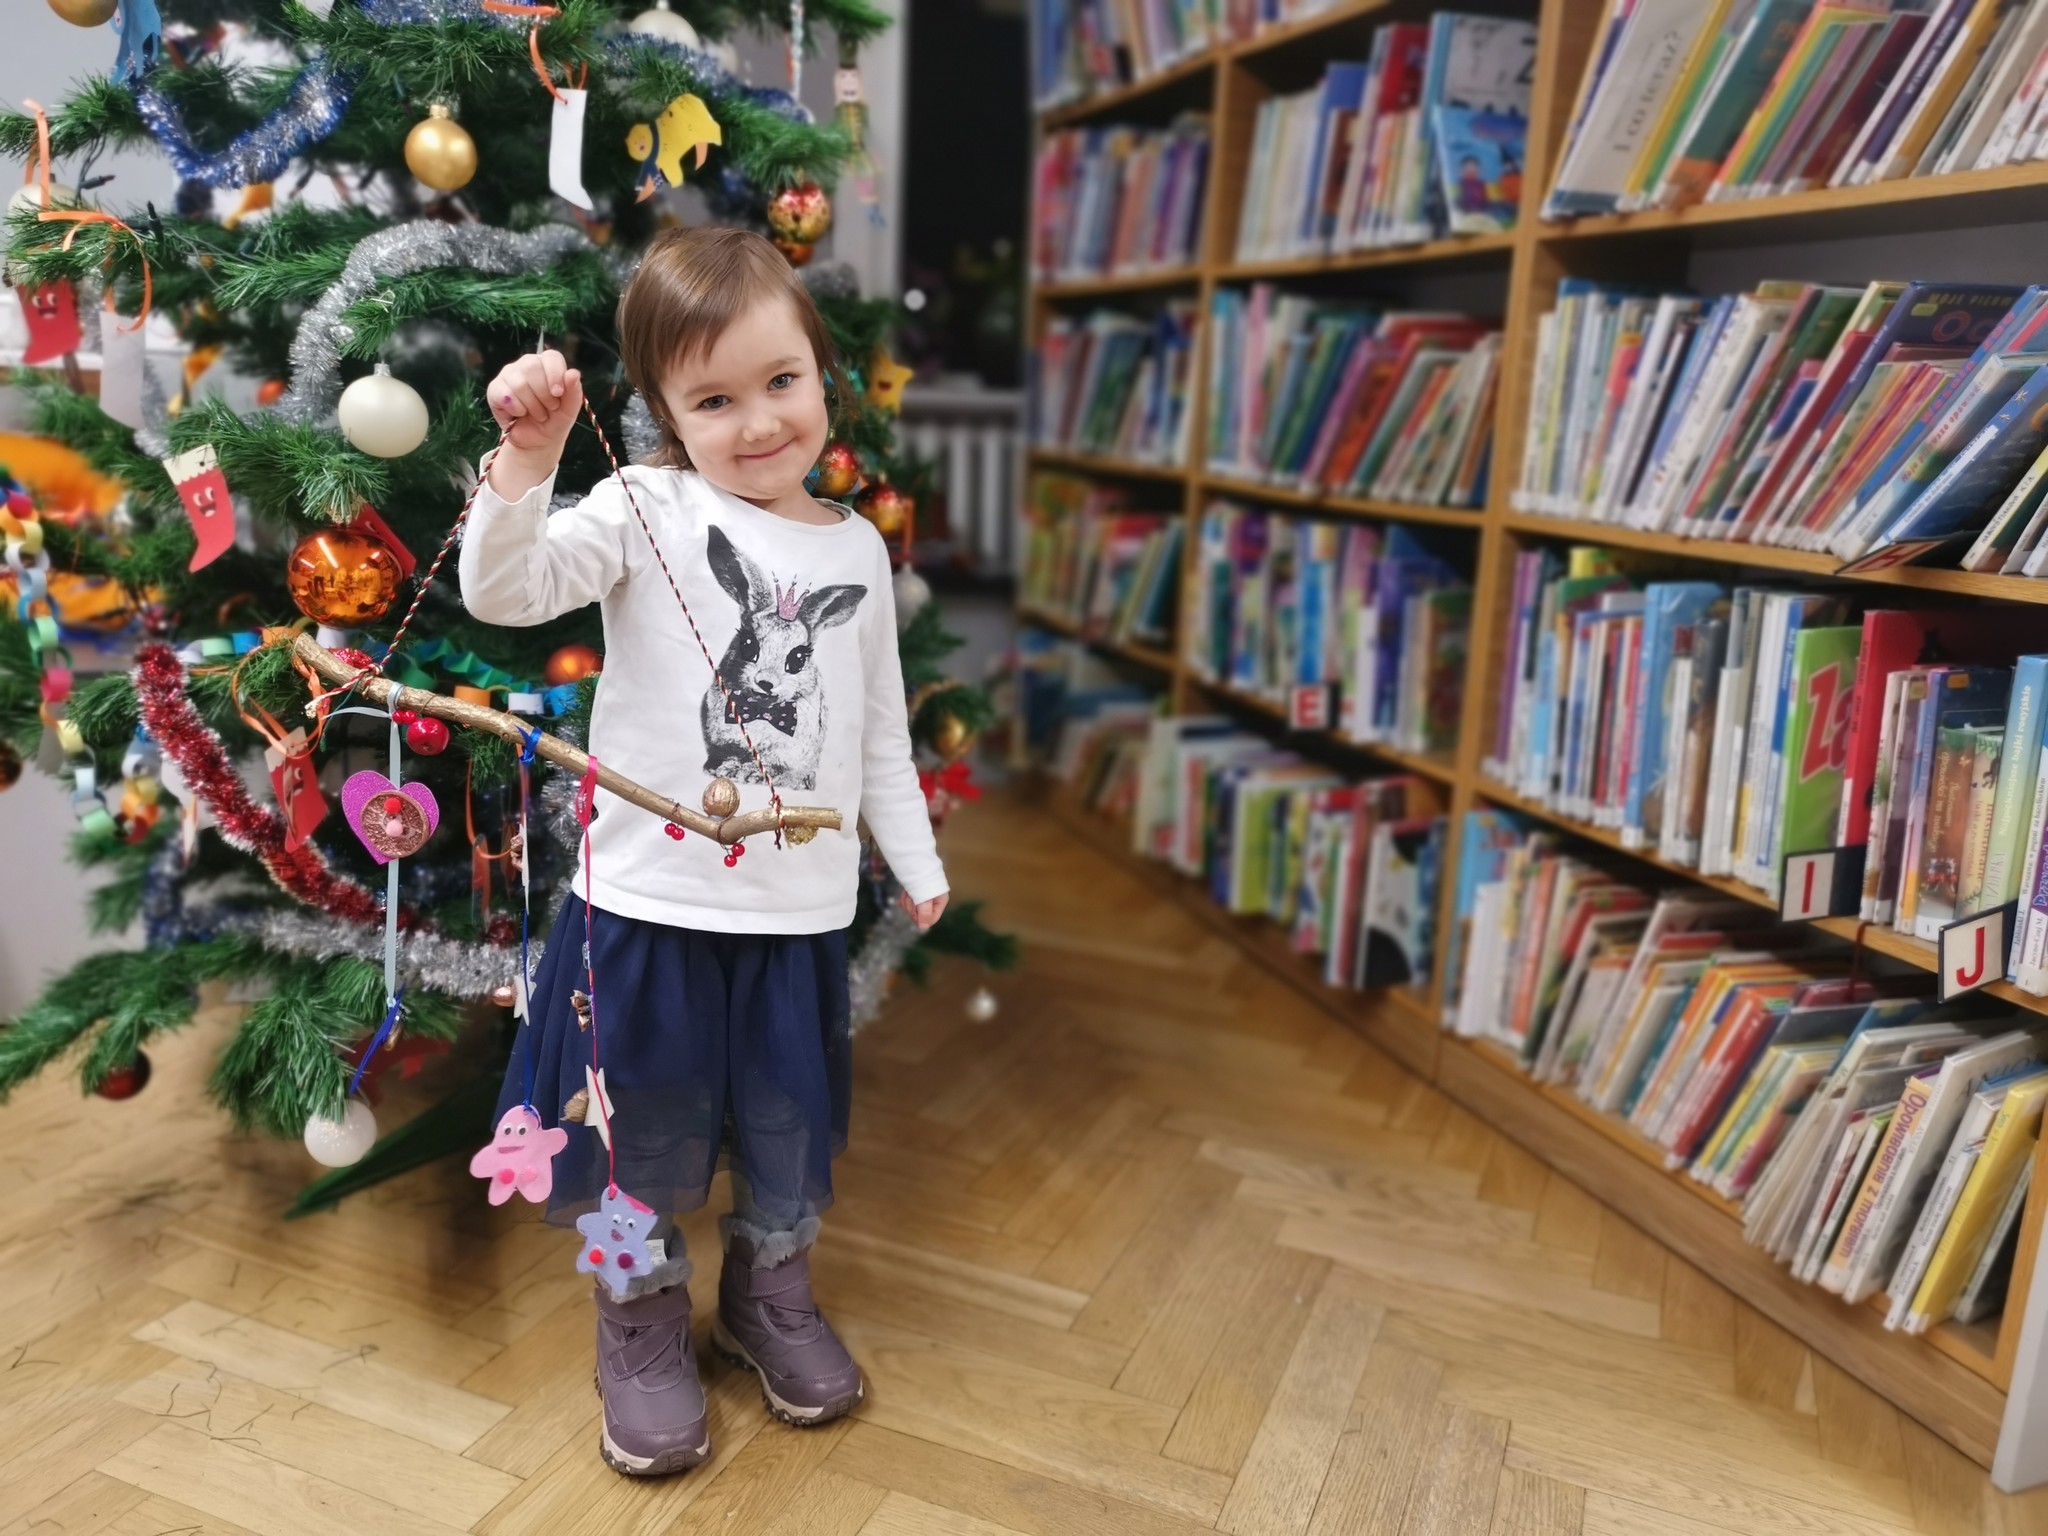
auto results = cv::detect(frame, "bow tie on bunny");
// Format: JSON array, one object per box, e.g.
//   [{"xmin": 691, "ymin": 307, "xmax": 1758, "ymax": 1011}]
[{"xmin": 726, "ymin": 691, "xmax": 801, "ymax": 736}]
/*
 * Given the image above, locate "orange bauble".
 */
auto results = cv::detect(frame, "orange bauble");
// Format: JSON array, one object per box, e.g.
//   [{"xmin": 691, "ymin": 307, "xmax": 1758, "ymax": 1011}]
[
  {"xmin": 855, "ymin": 480, "xmax": 913, "ymax": 539},
  {"xmin": 286, "ymin": 528, "xmax": 404, "ymax": 627},
  {"xmin": 773, "ymin": 238, "xmax": 814, "ymax": 267},
  {"xmin": 256, "ymin": 378, "xmax": 286, "ymax": 406},
  {"xmin": 544, "ymin": 644, "xmax": 603, "ymax": 687}
]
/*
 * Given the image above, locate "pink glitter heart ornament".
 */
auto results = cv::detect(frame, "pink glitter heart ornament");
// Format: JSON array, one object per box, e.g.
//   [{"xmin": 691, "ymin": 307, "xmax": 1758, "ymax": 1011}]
[{"xmin": 340, "ymin": 771, "xmax": 440, "ymax": 863}]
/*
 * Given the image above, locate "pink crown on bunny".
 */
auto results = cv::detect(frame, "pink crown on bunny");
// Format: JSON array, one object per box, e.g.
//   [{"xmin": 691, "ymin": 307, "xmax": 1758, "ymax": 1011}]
[{"xmin": 774, "ymin": 578, "xmax": 808, "ymax": 622}]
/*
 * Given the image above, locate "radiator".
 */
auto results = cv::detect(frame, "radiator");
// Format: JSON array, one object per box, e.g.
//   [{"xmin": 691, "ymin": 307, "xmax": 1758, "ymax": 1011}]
[{"xmin": 897, "ymin": 383, "xmax": 1024, "ymax": 576}]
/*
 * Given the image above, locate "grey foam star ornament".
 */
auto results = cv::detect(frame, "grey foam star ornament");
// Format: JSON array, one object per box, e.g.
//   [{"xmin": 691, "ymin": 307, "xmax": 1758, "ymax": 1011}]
[{"xmin": 576, "ymin": 1184, "xmax": 657, "ymax": 1300}]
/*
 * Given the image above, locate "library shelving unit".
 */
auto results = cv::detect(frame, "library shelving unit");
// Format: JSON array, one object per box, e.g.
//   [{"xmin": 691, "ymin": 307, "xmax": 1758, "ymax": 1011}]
[{"xmin": 1020, "ymin": 0, "xmax": 2048, "ymax": 1489}]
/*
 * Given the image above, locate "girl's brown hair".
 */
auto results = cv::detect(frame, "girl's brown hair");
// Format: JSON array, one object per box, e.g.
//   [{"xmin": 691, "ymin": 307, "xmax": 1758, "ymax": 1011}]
[{"xmin": 617, "ymin": 226, "xmax": 847, "ymax": 470}]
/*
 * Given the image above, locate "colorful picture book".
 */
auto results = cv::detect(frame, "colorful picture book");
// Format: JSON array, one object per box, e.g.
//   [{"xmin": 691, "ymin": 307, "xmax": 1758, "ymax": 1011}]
[
  {"xmin": 1512, "ymin": 275, "xmax": 2048, "ymax": 573},
  {"xmin": 1020, "ymin": 473, "xmax": 1182, "ymax": 648},
  {"xmin": 1033, "ymin": 117, "xmax": 1212, "ymax": 280},
  {"xmin": 1206, "ymin": 286, "xmax": 1498, "ymax": 507},
  {"xmin": 1545, "ymin": 0, "xmax": 2048, "ymax": 218},
  {"xmin": 1233, "ymin": 18, "xmax": 1533, "ymax": 259},
  {"xmin": 1186, "ymin": 502, "xmax": 1470, "ymax": 756},
  {"xmin": 1031, "ymin": 302, "xmax": 1199, "ymax": 464}
]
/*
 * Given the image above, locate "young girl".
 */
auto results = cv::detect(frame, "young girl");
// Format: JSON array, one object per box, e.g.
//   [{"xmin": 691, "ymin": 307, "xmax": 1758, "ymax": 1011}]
[{"xmin": 460, "ymin": 227, "xmax": 948, "ymax": 1477}]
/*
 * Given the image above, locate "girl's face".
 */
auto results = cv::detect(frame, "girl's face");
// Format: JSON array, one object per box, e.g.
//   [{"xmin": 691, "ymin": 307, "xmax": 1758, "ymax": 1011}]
[{"xmin": 661, "ymin": 295, "xmax": 830, "ymax": 507}]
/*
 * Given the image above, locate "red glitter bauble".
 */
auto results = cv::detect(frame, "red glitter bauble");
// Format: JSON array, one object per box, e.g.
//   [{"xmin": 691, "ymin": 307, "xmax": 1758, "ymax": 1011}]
[
  {"xmin": 93, "ymin": 1051, "xmax": 151, "ymax": 1100},
  {"xmin": 812, "ymin": 441, "xmax": 861, "ymax": 499},
  {"xmin": 855, "ymin": 480, "xmax": 913, "ymax": 538}
]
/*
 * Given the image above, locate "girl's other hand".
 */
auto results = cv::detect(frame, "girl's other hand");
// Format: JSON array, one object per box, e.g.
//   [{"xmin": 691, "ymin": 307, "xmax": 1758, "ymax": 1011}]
[{"xmin": 898, "ymin": 889, "xmax": 948, "ymax": 931}]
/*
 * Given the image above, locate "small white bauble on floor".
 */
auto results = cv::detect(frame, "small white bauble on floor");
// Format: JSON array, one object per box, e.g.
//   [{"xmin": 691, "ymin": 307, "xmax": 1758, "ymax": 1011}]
[
  {"xmin": 964, "ymin": 986, "xmax": 999, "ymax": 1024},
  {"xmin": 338, "ymin": 364, "xmax": 429, "ymax": 458},
  {"xmin": 303, "ymin": 1099, "xmax": 378, "ymax": 1166}
]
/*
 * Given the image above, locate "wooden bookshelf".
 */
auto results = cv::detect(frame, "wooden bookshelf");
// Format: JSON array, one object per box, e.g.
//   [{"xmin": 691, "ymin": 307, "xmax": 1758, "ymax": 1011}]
[
  {"xmin": 1024, "ymin": 0, "xmax": 2048, "ymax": 1479},
  {"xmin": 1035, "ymin": 266, "xmax": 1204, "ymax": 301}
]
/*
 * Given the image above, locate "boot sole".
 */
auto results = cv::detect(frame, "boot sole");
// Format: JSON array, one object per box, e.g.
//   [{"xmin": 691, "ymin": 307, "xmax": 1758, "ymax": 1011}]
[
  {"xmin": 709, "ymin": 1317, "xmax": 865, "ymax": 1426},
  {"xmin": 591, "ymin": 1369, "xmax": 712, "ymax": 1476}
]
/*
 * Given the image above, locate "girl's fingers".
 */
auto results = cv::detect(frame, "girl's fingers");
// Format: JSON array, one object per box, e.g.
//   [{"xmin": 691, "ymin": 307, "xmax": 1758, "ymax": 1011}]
[
  {"xmin": 510, "ymin": 379, "xmax": 554, "ymax": 426},
  {"xmin": 541, "ymin": 351, "xmax": 568, "ymax": 397}
]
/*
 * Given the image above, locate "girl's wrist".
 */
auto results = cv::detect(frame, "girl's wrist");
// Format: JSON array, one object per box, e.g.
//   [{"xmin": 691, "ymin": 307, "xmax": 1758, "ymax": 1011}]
[{"xmin": 487, "ymin": 446, "xmax": 561, "ymax": 501}]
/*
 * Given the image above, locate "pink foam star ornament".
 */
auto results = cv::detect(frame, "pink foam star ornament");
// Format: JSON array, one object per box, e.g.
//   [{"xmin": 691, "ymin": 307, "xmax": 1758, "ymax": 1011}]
[{"xmin": 469, "ymin": 1104, "xmax": 570, "ymax": 1205}]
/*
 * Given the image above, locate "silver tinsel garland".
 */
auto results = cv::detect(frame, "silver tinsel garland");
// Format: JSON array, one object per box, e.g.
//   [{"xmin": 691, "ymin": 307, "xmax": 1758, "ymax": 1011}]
[
  {"xmin": 848, "ymin": 893, "xmax": 919, "ymax": 1033},
  {"xmin": 621, "ymin": 392, "xmax": 661, "ymax": 463},
  {"xmin": 212, "ymin": 906, "xmax": 521, "ymax": 997},
  {"xmin": 275, "ymin": 221, "xmax": 593, "ymax": 426}
]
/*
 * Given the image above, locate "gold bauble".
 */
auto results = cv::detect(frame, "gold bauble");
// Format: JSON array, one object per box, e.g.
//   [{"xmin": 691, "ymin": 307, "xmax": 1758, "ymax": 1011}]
[
  {"xmin": 406, "ymin": 105, "xmax": 478, "ymax": 193},
  {"xmin": 855, "ymin": 480, "xmax": 913, "ymax": 538},
  {"xmin": 490, "ymin": 982, "xmax": 518, "ymax": 1009},
  {"xmin": 702, "ymin": 777, "xmax": 740, "ymax": 818},
  {"xmin": 48, "ymin": 0, "xmax": 119, "ymax": 24},
  {"xmin": 933, "ymin": 713, "xmax": 976, "ymax": 761},
  {"xmin": 285, "ymin": 528, "xmax": 404, "ymax": 628},
  {"xmin": 766, "ymin": 182, "xmax": 833, "ymax": 244}
]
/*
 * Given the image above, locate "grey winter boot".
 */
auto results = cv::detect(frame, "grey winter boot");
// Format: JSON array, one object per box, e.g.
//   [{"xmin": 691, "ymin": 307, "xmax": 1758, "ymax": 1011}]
[
  {"xmin": 593, "ymin": 1281, "xmax": 712, "ymax": 1475},
  {"xmin": 711, "ymin": 1235, "xmax": 865, "ymax": 1425}
]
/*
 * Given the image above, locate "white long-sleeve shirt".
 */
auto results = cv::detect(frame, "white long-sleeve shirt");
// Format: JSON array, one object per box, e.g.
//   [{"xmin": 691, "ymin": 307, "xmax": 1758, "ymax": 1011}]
[{"xmin": 458, "ymin": 463, "xmax": 947, "ymax": 934}]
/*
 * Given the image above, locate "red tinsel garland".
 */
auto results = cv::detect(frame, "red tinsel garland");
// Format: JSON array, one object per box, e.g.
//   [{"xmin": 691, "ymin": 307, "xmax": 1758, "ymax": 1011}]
[{"xmin": 132, "ymin": 643, "xmax": 385, "ymax": 926}]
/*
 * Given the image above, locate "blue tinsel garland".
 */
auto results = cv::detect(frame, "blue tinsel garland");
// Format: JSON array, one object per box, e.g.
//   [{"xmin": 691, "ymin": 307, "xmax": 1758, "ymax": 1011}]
[{"xmin": 129, "ymin": 3, "xmax": 813, "ymax": 194}]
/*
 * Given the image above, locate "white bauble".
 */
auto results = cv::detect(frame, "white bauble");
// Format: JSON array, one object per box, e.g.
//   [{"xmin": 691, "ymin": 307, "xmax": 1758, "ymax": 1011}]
[
  {"xmin": 892, "ymin": 565, "xmax": 932, "ymax": 630},
  {"xmin": 338, "ymin": 364, "xmax": 429, "ymax": 458},
  {"xmin": 626, "ymin": 1, "xmax": 700, "ymax": 48},
  {"xmin": 9, "ymin": 182, "xmax": 79, "ymax": 217},
  {"xmin": 706, "ymin": 39, "xmax": 742, "ymax": 74},
  {"xmin": 303, "ymin": 1099, "xmax": 378, "ymax": 1167},
  {"xmin": 964, "ymin": 986, "xmax": 999, "ymax": 1024}
]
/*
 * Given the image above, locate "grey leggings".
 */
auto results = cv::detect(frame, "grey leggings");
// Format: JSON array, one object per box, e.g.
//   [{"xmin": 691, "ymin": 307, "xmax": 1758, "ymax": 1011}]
[{"xmin": 622, "ymin": 1167, "xmax": 820, "ymax": 1298}]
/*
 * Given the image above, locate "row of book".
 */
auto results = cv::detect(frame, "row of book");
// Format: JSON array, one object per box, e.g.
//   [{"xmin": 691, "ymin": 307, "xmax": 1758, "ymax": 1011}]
[
  {"xmin": 1032, "ymin": 118, "xmax": 1211, "ymax": 281},
  {"xmin": 1485, "ymin": 551, "xmax": 2048, "ymax": 985},
  {"xmin": 1186, "ymin": 501, "xmax": 1469, "ymax": 755},
  {"xmin": 1233, "ymin": 18, "xmax": 1534, "ymax": 261},
  {"xmin": 1019, "ymin": 473, "xmax": 1181, "ymax": 648},
  {"xmin": 1205, "ymin": 287, "xmax": 1499, "ymax": 508},
  {"xmin": 1446, "ymin": 844, "xmax": 2041, "ymax": 1334},
  {"xmin": 1515, "ymin": 276, "xmax": 2048, "ymax": 573},
  {"xmin": 1547, "ymin": 0, "xmax": 2048, "ymax": 218},
  {"xmin": 1130, "ymin": 716, "xmax": 1446, "ymax": 989},
  {"xmin": 1029, "ymin": 303, "xmax": 1198, "ymax": 465},
  {"xmin": 1028, "ymin": 0, "xmax": 1222, "ymax": 106}
]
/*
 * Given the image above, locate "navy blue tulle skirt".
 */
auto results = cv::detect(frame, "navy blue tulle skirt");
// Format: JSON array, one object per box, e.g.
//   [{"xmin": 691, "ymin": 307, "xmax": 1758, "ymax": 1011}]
[{"xmin": 496, "ymin": 893, "xmax": 851, "ymax": 1229}]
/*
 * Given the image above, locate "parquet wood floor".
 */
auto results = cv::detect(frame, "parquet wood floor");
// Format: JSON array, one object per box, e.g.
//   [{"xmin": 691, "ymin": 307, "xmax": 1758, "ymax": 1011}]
[{"xmin": 7, "ymin": 785, "xmax": 2048, "ymax": 1533}]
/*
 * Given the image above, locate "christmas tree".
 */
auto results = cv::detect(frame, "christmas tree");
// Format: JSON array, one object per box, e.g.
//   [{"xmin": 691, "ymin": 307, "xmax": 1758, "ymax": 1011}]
[{"xmin": 0, "ymin": 0, "xmax": 1011, "ymax": 1192}]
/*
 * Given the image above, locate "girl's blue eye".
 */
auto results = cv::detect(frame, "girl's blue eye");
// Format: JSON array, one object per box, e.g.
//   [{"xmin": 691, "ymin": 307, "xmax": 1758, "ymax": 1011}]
[
  {"xmin": 698, "ymin": 394, "xmax": 729, "ymax": 411},
  {"xmin": 769, "ymin": 373, "xmax": 795, "ymax": 391}
]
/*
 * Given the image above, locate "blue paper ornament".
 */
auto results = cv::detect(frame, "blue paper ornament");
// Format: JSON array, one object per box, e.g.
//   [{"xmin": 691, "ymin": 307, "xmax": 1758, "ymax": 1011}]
[{"xmin": 111, "ymin": 0, "xmax": 162, "ymax": 83}]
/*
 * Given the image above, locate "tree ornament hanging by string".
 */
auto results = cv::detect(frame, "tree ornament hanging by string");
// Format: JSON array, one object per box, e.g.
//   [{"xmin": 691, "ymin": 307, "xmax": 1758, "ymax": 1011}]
[
  {"xmin": 469, "ymin": 1105, "xmax": 568, "ymax": 1205},
  {"xmin": 47, "ymin": 0, "xmax": 118, "ymax": 25},
  {"xmin": 406, "ymin": 103, "xmax": 478, "ymax": 192},
  {"xmin": 338, "ymin": 366, "xmax": 430, "ymax": 458},
  {"xmin": 767, "ymin": 182, "xmax": 832, "ymax": 244},
  {"xmin": 627, "ymin": 94, "xmax": 723, "ymax": 199},
  {"xmin": 835, "ymin": 42, "xmax": 883, "ymax": 222},
  {"xmin": 810, "ymin": 441, "xmax": 861, "ymax": 498},
  {"xmin": 304, "ymin": 1098, "xmax": 377, "ymax": 1167},
  {"xmin": 773, "ymin": 239, "xmax": 813, "ymax": 267},
  {"xmin": 93, "ymin": 1050, "xmax": 151, "ymax": 1098},
  {"xmin": 625, "ymin": 0, "xmax": 698, "ymax": 47},
  {"xmin": 286, "ymin": 527, "xmax": 403, "ymax": 627}
]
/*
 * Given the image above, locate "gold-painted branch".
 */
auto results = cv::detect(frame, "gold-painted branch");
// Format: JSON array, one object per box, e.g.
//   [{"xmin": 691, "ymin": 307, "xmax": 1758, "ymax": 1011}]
[{"xmin": 290, "ymin": 634, "xmax": 841, "ymax": 846}]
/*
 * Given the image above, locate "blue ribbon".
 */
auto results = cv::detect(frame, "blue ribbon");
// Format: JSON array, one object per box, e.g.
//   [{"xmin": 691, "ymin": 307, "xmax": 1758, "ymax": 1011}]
[{"xmin": 347, "ymin": 985, "xmax": 407, "ymax": 1098}]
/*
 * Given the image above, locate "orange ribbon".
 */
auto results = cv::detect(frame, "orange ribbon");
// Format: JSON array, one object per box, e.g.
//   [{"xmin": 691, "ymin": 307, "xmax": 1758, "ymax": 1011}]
[
  {"xmin": 479, "ymin": 1, "xmax": 583, "ymax": 104},
  {"xmin": 22, "ymin": 101, "xmax": 152, "ymax": 329}
]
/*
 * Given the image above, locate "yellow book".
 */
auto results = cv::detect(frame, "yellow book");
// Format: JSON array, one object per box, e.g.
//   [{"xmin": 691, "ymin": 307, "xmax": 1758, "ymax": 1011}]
[
  {"xmin": 1621, "ymin": 0, "xmax": 1736, "ymax": 208},
  {"xmin": 1907, "ymin": 1075, "xmax": 2048, "ymax": 1331}
]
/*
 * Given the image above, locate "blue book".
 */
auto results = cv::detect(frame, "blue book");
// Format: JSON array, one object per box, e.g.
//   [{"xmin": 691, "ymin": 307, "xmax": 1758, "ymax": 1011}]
[
  {"xmin": 1624, "ymin": 582, "xmax": 1727, "ymax": 849},
  {"xmin": 1849, "ymin": 364, "xmax": 2048, "ymax": 568},
  {"xmin": 1986, "ymin": 656, "xmax": 2048, "ymax": 909},
  {"xmin": 1643, "ymin": 297, "xmax": 1737, "ymax": 483}
]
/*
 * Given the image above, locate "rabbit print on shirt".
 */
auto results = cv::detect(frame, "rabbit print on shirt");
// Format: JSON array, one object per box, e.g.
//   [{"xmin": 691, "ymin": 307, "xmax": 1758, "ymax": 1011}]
[{"xmin": 700, "ymin": 525, "xmax": 867, "ymax": 789}]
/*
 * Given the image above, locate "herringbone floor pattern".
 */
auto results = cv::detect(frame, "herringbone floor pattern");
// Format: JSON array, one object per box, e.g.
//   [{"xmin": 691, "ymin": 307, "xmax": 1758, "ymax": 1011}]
[{"xmin": 4, "ymin": 785, "xmax": 2048, "ymax": 1534}]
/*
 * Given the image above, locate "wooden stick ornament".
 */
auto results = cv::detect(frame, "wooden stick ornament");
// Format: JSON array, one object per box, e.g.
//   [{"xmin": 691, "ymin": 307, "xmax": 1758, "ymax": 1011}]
[{"xmin": 291, "ymin": 633, "xmax": 838, "ymax": 846}]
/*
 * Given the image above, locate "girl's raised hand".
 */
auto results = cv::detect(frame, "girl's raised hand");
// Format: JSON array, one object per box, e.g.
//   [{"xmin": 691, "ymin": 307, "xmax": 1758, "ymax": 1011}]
[{"xmin": 488, "ymin": 349, "xmax": 584, "ymax": 459}]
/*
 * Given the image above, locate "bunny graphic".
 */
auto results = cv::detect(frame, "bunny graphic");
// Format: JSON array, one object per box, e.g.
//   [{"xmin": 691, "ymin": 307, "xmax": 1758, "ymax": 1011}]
[{"xmin": 699, "ymin": 526, "xmax": 866, "ymax": 789}]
